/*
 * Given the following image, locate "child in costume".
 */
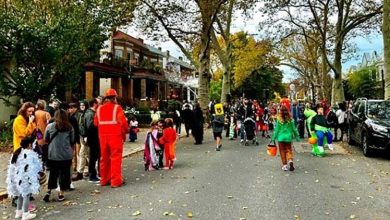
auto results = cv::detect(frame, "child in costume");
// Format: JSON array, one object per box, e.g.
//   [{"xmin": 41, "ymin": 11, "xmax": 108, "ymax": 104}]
[
  {"xmin": 129, "ymin": 116, "xmax": 139, "ymax": 142},
  {"xmin": 310, "ymin": 105, "xmax": 334, "ymax": 154},
  {"xmin": 7, "ymin": 136, "xmax": 42, "ymax": 220},
  {"xmin": 144, "ymin": 121, "xmax": 160, "ymax": 171},
  {"xmin": 271, "ymin": 105, "xmax": 300, "ymax": 171},
  {"xmin": 159, "ymin": 118, "xmax": 177, "ymax": 169}
]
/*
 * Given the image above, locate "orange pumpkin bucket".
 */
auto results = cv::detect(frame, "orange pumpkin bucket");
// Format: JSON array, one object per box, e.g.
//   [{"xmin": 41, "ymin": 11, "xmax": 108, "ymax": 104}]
[
  {"xmin": 267, "ymin": 141, "xmax": 277, "ymax": 156},
  {"xmin": 308, "ymin": 137, "xmax": 317, "ymax": 145}
]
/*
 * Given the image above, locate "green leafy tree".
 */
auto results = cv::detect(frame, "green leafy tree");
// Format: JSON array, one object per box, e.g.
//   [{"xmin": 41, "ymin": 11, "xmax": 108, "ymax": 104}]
[
  {"xmin": 233, "ymin": 66, "xmax": 284, "ymax": 100},
  {"xmin": 347, "ymin": 66, "xmax": 378, "ymax": 99},
  {"xmin": 0, "ymin": 0, "xmax": 137, "ymax": 104}
]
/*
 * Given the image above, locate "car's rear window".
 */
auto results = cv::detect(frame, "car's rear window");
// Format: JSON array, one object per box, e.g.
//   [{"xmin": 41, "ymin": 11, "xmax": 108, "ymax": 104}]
[{"xmin": 367, "ymin": 101, "xmax": 390, "ymax": 120}]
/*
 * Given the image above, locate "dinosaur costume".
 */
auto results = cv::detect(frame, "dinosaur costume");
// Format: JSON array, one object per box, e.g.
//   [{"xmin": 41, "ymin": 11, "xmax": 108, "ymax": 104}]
[{"xmin": 304, "ymin": 108, "xmax": 327, "ymax": 157}]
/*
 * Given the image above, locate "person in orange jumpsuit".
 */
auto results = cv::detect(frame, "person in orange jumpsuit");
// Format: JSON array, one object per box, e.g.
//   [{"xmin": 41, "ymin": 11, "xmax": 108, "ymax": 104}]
[
  {"xmin": 159, "ymin": 118, "xmax": 177, "ymax": 169},
  {"xmin": 94, "ymin": 88, "xmax": 128, "ymax": 188}
]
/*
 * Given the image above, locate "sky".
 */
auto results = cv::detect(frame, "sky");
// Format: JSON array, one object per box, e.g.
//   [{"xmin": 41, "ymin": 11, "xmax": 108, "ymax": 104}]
[{"xmin": 124, "ymin": 6, "xmax": 384, "ymax": 82}]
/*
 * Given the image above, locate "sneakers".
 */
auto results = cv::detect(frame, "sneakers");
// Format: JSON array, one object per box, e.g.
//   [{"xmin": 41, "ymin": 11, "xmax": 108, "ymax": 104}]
[
  {"xmin": 282, "ymin": 165, "xmax": 289, "ymax": 171},
  {"xmin": 22, "ymin": 212, "xmax": 36, "ymax": 220},
  {"xmin": 15, "ymin": 210, "xmax": 22, "ymax": 219},
  {"xmin": 28, "ymin": 204, "xmax": 36, "ymax": 212},
  {"xmin": 58, "ymin": 194, "xmax": 65, "ymax": 202},
  {"xmin": 88, "ymin": 177, "xmax": 100, "ymax": 184},
  {"xmin": 328, "ymin": 144, "xmax": 335, "ymax": 151},
  {"xmin": 215, "ymin": 145, "xmax": 222, "ymax": 151},
  {"xmin": 43, "ymin": 191, "xmax": 51, "ymax": 202},
  {"xmin": 288, "ymin": 160, "xmax": 295, "ymax": 171},
  {"xmin": 240, "ymin": 139, "xmax": 244, "ymax": 143}
]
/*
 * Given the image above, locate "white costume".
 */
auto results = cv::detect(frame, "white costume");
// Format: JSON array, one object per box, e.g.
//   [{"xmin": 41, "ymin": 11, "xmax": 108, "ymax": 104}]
[{"xmin": 6, "ymin": 149, "xmax": 42, "ymax": 197}]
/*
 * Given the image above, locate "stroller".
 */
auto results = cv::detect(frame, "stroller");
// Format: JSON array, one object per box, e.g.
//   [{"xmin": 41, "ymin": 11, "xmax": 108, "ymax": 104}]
[{"xmin": 243, "ymin": 117, "xmax": 258, "ymax": 146}]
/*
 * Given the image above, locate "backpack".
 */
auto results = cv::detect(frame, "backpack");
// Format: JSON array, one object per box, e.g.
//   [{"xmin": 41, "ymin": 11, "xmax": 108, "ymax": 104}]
[{"xmin": 79, "ymin": 112, "xmax": 87, "ymax": 137}]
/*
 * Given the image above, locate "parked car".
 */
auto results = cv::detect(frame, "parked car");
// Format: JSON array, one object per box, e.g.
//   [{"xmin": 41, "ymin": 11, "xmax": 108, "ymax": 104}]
[{"xmin": 348, "ymin": 98, "xmax": 390, "ymax": 156}]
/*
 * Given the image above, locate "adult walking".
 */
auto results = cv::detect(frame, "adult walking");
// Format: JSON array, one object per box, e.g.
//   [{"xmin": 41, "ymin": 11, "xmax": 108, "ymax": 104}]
[
  {"xmin": 13, "ymin": 102, "xmax": 36, "ymax": 152},
  {"xmin": 192, "ymin": 103, "xmax": 204, "ymax": 145},
  {"xmin": 43, "ymin": 109, "xmax": 75, "ymax": 202},
  {"xmin": 271, "ymin": 105, "xmax": 300, "ymax": 171},
  {"xmin": 68, "ymin": 103, "xmax": 81, "ymax": 179},
  {"xmin": 94, "ymin": 89, "xmax": 128, "ymax": 188},
  {"xmin": 181, "ymin": 104, "xmax": 194, "ymax": 137}
]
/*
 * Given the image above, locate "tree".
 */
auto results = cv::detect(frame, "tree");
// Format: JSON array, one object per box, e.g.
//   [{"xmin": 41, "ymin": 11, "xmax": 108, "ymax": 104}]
[
  {"xmin": 232, "ymin": 66, "xmax": 284, "ymax": 100},
  {"xmin": 210, "ymin": 0, "xmax": 258, "ymax": 102},
  {"xmin": 384, "ymin": 0, "xmax": 390, "ymax": 99},
  {"xmin": 135, "ymin": 0, "xmax": 227, "ymax": 111},
  {"xmin": 0, "ymin": 0, "xmax": 137, "ymax": 104},
  {"xmin": 277, "ymin": 32, "xmax": 332, "ymax": 102},
  {"xmin": 261, "ymin": 0, "xmax": 383, "ymax": 104},
  {"xmin": 347, "ymin": 66, "xmax": 378, "ymax": 99}
]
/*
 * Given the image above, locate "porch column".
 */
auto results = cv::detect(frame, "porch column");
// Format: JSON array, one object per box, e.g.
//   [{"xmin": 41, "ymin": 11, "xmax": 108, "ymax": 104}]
[
  {"xmin": 117, "ymin": 77, "xmax": 123, "ymax": 97},
  {"xmin": 164, "ymin": 82, "xmax": 168, "ymax": 100},
  {"xmin": 157, "ymin": 82, "xmax": 161, "ymax": 100},
  {"xmin": 128, "ymin": 79, "xmax": 134, "ymax": 101},
  {"xmin": 141, "ymin": 79, "xmax": 146, "ymax": 98},
  {"xmin": 187, "ymin": 87, "xmax": 190, "ymax": 102},
  {"xmin": 85, "ymin": 71, "xmax": 94, "ymax": 100}
]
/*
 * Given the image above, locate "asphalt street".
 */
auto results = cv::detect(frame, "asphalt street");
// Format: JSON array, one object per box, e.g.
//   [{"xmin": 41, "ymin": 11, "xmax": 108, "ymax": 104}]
[{"xmin": 1, "ymin": 130, "xmax": 390, "ymax": 220}]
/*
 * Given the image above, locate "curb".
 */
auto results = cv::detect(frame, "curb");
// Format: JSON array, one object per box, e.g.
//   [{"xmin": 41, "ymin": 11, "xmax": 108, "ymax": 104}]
[{"xmin": 123, "ymin": 146, "xmax": 144, "ymax": 158}]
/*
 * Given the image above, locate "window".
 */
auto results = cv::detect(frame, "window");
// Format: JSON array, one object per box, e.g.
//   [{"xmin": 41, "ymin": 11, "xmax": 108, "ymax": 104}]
[
  {"xmin": 357, "ymin": 102, "xmax": 365, "ymax": 115},
  {"xmin": 352, "ymin": 101, "xmax": 360, "ymax": 114},
  {"xmin": 115, "ymin": 49, "xmax": 123, "ymax": 58}
]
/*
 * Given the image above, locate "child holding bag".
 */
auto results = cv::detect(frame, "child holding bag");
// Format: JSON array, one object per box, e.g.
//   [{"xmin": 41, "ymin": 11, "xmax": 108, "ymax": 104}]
[{"xmin": 271, "ymin": 105, "xmax": 300, "ymax": 171}]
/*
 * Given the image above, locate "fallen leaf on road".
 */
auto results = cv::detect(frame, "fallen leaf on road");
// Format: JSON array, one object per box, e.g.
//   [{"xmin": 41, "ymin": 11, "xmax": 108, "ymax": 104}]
[
  {"xmin": 350, "ymin": 214, "xmax": 356, "ymax": 219},
  {"xmin": 294, "ymin": 215, "xmax": 300, "ymax": 220},
  {"xmin": 163, "ymin": 212, "xmax": 169, "ymax": 216},
  {"xmin": 315, "ymin": 180, "xmax": 319, "ymax": 183},
  {"xmin": 242, "ymin": 207, "xmax": 248, "ymax": 210},
  {"xmin": 168, "ymin": 212, "xmax": 175, "ymax": 216},
  {"xmin": 227, "ymin": 195, "xmax": 233, "ymax": 199},
  {"xmin": 168, "ymin": 200, "xmax": 172, "ymax": 204},
  {"xmin": 368, "ymin": 196, "xmax": 374, "ymax": 199},
  {"xmin": 239, "ymin": 218, "xmax": 246, "ymax": 220},
  {"xmin": 356, "ymin": 197, "xmax": 360, "ymax": 200},
  {"xmin": 2, "ymin": 216, "xmax": 9, "ymax": 219},
  {"xmin": 132, "ymin": 210, "xmax": 141, "ymax": 216},
  {"xmin": 185, "ymin": 191, "xmax": 190, "ymax": 194},
  {"xmin": 187, "ymin": 212, "xmax": 193, "ymax": 218},
  {"xmin": 87, "ymin": 209, "xmax": 93, "ymax": 212}
]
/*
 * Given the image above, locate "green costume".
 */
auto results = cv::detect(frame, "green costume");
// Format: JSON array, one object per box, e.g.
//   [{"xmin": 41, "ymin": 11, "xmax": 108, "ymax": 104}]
[{"xmin": 304, "ymin": 108, "xmax": 327, "ymax": 157}]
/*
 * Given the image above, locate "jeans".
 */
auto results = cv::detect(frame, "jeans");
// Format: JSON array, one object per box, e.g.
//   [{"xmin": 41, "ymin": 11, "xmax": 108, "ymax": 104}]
[
  {"xmin": 88, "ymin": 140, "xmax": 100, "ymax": 179},
  {"xmin": 315, "ymin": 130, "xmax": 333, "ymax": 146}
]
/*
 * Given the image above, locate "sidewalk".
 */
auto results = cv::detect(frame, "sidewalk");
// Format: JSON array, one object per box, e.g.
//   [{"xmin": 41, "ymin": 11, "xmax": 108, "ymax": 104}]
[{"xmin": 0, "ymin": 129, "xmax": 148, "ymax": 200}]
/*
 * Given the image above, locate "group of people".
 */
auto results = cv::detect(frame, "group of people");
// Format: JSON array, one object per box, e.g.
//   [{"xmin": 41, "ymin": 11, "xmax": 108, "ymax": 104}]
[{"xmin": 7, "ymin": 88, "xmax": 129, "ymax": 220}]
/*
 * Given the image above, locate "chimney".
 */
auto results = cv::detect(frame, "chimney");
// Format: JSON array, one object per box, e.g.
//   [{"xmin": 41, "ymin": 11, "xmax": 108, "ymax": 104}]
[
  {"xmin": 166, "ymin": 50, "xmax": 170, "ymax": 57},
  {"xmin": 158, "ymin": 47, "xmax": 162, "ymax": 51},
  {"xmin": 138, "ymin": 38, "xmax": 144, "ymax": 44},
  {"xmin": 179, "ymin": 56, "xmax": 183, "ymax": 60}
]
